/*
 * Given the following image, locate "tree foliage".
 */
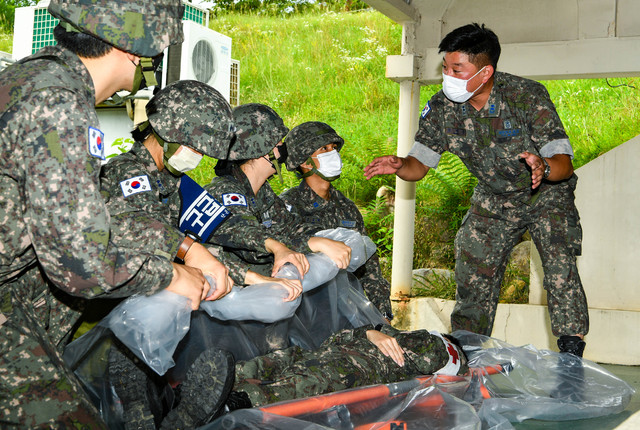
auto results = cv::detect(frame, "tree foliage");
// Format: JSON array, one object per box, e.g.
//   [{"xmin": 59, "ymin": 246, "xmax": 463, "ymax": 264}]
[
  {"xmin": 210, "ymin": 0, "xmax": 369, "ymax": 16},
  {"xmin": 1, "ymin": 0, "xmax": 36, "ymax": 33}
]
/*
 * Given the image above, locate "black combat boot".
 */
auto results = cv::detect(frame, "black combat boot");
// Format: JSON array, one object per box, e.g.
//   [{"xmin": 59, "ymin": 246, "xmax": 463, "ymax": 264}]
[
  {"xmin": 552, "ymin": 335, "xmax": 586, "ymax": 402},
  {"xmin": 108, "ymin": 345, "xmax": 158, "ymax": 430},
  {"xmin": 224, "ymin": 390, "xmax": 253, "ymax": 412},
  {"xmin": 160, "ymin": 348, "xmax": 235, "ymax": 429},
  {"xmin": 557, "ymin": 335, "xmax": 586, "ymax": 357}
]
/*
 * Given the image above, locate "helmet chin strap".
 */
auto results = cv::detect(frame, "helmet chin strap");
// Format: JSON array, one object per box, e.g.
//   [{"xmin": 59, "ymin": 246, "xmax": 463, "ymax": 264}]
[
  {"xmin": 295, "ymin": 158, "xmax": 339, "ymax": 182},
  {"xmin": 312, "ymin": 167, "xmax": 340, "ymax": 182},
  {"xmin": 110, "ymin": 57, "xmax": 158, "ymax": 119},
  {"xmin": 273, "ymin": 161, "xmax": 284, "ymax": 184}
]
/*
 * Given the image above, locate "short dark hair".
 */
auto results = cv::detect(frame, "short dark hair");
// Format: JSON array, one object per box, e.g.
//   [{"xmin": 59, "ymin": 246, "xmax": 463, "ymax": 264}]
[
  {"xmin": 438, "ymin": 23, "xmax": 501, "ymax": 69},
  {"xmin": 53, "ymin": 24, "xmax": 113, "ymax": 58},
  {"xmin": 214, "ymin": 158, "xmax": 246, "ymax": 177}
]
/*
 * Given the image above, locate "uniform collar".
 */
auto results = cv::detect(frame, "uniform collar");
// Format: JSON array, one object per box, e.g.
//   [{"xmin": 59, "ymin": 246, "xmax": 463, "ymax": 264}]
[
  {"xmin": 48, "ymin": 46, "xmax": 96, "ymax": 105},
  {"xmin": 300, "ymin": 180, "xmax": 336, "ymax": 208},
  {"xmin": 460, "ymin": 71, "xmax": 506, "ymax": 119},
  {"xmin": 130, "ymin": 141, "xmax": 160, "ymax": 173},
  {"xmin": 130, "ymin": 141, "xmax": 179, "ymax": 195},
  {"xmin": 229, "ymin": 163, "xmax": 256, "ymax": 198}
]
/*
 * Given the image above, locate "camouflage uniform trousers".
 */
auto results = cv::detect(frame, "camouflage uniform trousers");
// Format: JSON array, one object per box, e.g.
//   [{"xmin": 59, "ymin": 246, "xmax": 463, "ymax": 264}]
[
  {"xmin": 0, "ymin": 266, "xmax": 106, "ymax": 428},
  {"xmin": 233, "ymin": 325, "xmax": 465, "ymax": 407},
  {"xmin": 450, "ymin": 193, "xmax": 589, "ymax": 338}
]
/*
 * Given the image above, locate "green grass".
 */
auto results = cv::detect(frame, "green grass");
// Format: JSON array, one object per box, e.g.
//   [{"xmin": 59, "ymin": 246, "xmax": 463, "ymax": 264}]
[
  {"xmin": 543, "ymin": 78, "xmax": 640, "ymax": 168},
  {"xmin": 0, "ymin": 32, "xmax": 11, "ymax": 53},
  {"xmin": 3, "ymin": 9, "xmax": 640, "ymax": 299},
  {"xmin": 200, "ymin": 10, "xmax": 403, "ymax": 202}
]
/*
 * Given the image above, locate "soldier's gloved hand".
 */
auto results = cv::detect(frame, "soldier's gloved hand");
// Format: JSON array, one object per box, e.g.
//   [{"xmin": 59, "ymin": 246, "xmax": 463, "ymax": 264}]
[
  {"xmin": 307, "ymin": 237, "xmax": 351, "ymax": 270},
  {"xmin": 367, "ymin": 329, "xmax": 405, "ymax": 367},
  {"xmin": 183, "ymin": 242, "xmax": 233, "ymax": 301},
  {"xmin": 166, "ymin": 263, "xmax": 207, "ymax": 311}
]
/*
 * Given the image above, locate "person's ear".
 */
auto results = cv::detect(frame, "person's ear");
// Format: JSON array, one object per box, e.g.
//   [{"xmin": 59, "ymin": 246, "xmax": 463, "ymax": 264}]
[
  {"xmin": 300, "ymin": 160, "xmax": 314, "ymax": 172},
  {"xmin": 482, "ymin": 65, "xmax": 494, "ymax": 83},
  {"xmin": 125, "ymin": 51, "xmax": 140, "ymax": 65}
]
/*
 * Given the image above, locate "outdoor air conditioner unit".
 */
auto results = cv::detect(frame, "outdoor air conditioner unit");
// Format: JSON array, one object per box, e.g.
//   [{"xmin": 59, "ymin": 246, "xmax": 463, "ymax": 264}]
[
  {"xmin": 10, "ymin": 1, "xmax": 238, "ymax": 159},
  {"xmin": 162, "ymin": 20, "xmax": 232, "ymax": 102},
  {"xmin": 230, "ymin": 59, "xmax": 241, "ymax": 108}
]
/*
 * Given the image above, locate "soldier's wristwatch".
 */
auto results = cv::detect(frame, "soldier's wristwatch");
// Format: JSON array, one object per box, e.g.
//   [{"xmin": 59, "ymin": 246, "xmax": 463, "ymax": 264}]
[
  {"xmin": 176, "ymin": 234, "xmax": 196, "ymax": 262},
  {"xmin": 542, "ymin": 158, "xmax": 551, "ymax": 179}
]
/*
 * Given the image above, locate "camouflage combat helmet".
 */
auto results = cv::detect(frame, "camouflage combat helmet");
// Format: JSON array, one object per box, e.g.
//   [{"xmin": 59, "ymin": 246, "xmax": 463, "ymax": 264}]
[
  {"xmin": 284, "ymin": 121, "xmax": 344, "ymax": 171},
  {"xmin": 47, "ymin": 0, "xmax": 185, "ymax": 58},
  {"xmin": 227, "ymin": 103, "xmax": 289, "ymax": 161},
  {"xmin": 144, "ymin": 80, "xmax": 235, "ymax": 159}
]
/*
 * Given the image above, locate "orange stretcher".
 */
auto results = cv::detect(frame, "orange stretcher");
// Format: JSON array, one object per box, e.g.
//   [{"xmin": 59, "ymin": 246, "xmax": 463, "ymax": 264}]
[{"xmin": 258, "ymin": 363, "xmax": 510, "ymax": 428}]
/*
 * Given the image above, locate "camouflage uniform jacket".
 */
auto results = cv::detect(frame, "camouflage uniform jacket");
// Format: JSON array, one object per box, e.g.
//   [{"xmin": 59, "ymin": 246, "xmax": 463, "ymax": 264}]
[
  {"xmin": 205, "ymin": 164, "xmax": 319, "ymax": 267},
  {"xmin": 100, "ymin": 142, "xmax": 249, "ymax": 284},
  {"xmin": 100, "ymin": 141, "xmax": 183, "ymax": 261},
  {"xmin": 234, "ymin": 324, "xmax": 467, "ymax": 406},
  {"xmin": 280, "ymin": 181, "xmax": 392, "ymax": 317},
  {"xmin": 409, "ymin": 71, "xmax": 578, "ymax": 215},
  {"xmin": 0, "ymin": 46, "xmax": 173, "ymax": 299}
]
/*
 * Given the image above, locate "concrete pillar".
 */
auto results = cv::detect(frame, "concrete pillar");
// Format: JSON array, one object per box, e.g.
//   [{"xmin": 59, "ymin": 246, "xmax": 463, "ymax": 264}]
[{"xmin": 390, "ymin": 79, "xmax": 421, "ymax": 298}]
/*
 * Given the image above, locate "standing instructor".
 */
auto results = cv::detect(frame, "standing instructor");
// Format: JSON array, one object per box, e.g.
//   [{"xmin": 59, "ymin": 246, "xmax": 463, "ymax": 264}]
[{"xmin": 365, "ymin": 23, "xmax": 588, "ymax": 358}]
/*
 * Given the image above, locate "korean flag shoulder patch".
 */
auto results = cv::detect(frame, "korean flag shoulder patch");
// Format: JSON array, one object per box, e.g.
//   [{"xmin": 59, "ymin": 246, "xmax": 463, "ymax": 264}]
[
  {"xmin": 421, "ymin": 101, "xmax": 431, "ymax": 119},
  {"xmin": 120, "ymin": 175, "xmax": 152, "ymax": 198},
  {"xmin": 222, "ymin": 193, "xmax": 247, "ymax": 207},
  {"xmin": 88, "ymin": 126, "xmax": 105, "ymax": 160}
]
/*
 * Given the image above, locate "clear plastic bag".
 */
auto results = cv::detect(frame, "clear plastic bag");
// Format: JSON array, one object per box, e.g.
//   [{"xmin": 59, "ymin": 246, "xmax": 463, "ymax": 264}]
[
  {"xmin": 275, "ymin": 252, "xmax": 339, "ymax": 292},
  {"xmin": 200, "ymin": 283, "xmax": 301, "ymax": 322},
  {"xmin": 205, "ymin": 332, "xmax": 635, "ymax": 430},
  {"xmin": 104, "ymin": 289, "xmax": 191, "ymax": 375},
  {"xmin": 313, "ymin": 227, "xmax": 377, "ymax": 272},
  {"xmin": 91, "ymin": 246, "xmax": 376, "ymax": 376}
]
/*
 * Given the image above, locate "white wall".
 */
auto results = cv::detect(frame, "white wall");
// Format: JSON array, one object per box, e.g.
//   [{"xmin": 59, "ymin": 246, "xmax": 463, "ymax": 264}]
[
  {"xmin": 526, "ymin": 135, "xmax": 640, "ymax": 363},
  {"xmin": 531, "ymin": 135, "xmax": 640, "ymax": 310}
]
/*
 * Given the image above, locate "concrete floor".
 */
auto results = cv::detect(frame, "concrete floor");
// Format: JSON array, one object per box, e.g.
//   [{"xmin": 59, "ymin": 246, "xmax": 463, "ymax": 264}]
[{"xmin": 514, "ymin": 364, "xmax": 640, "ymax": 429}]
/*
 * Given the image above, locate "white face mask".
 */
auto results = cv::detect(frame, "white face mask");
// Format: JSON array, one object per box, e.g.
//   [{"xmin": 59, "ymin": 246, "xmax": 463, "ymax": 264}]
[
  {"xmin": 313, "ymin": 150, "xmax": 342, "ymax": 180},
  {"xmin": 166, "ymin": 146, "xmax": 203, "ymax": 173},
  {"xmin": 442, "ymin": 66, "xmax": 486, "ymax": 103}
]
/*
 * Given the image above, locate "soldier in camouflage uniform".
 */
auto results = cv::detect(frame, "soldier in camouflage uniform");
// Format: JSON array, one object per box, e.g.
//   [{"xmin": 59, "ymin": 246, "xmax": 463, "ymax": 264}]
[
  {"xmin": 205, "ymin": 103, "xmax": 352, "ymax": 281},
  {"xmin": 101, "ymin": 80, "xmax": 237, "ymax": 295},
  {"xmin": 0, "ymin": 0, "xmax": 198, "ymax": 427},
  {"xmin": 365, "ymin": 23, "xmax": 588, "ymax": 357},
  {"xmin": 280, "ymin": 121, "xmax": 393, "ymax": 320},
  {"xmin": 100, "ymin": 80, "xmax": 241, "ymax": 429},
  {"xmin": 231, "ymin": 324, "xmax": 468, "ymax": 407}
]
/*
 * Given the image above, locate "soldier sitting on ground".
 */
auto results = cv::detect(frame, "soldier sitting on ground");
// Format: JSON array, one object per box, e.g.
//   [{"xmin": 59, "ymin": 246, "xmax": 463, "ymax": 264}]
[
  {"xmin": 100, "ymin": 80, "xmax": 237, "ymax": 429},
  {"xmin": 204, "ymin": 103, "xmax": 352, "ymax": 282},
  {"xmin": 280, "ymin": 121, "xmax": 394, "ymax": 321}
]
